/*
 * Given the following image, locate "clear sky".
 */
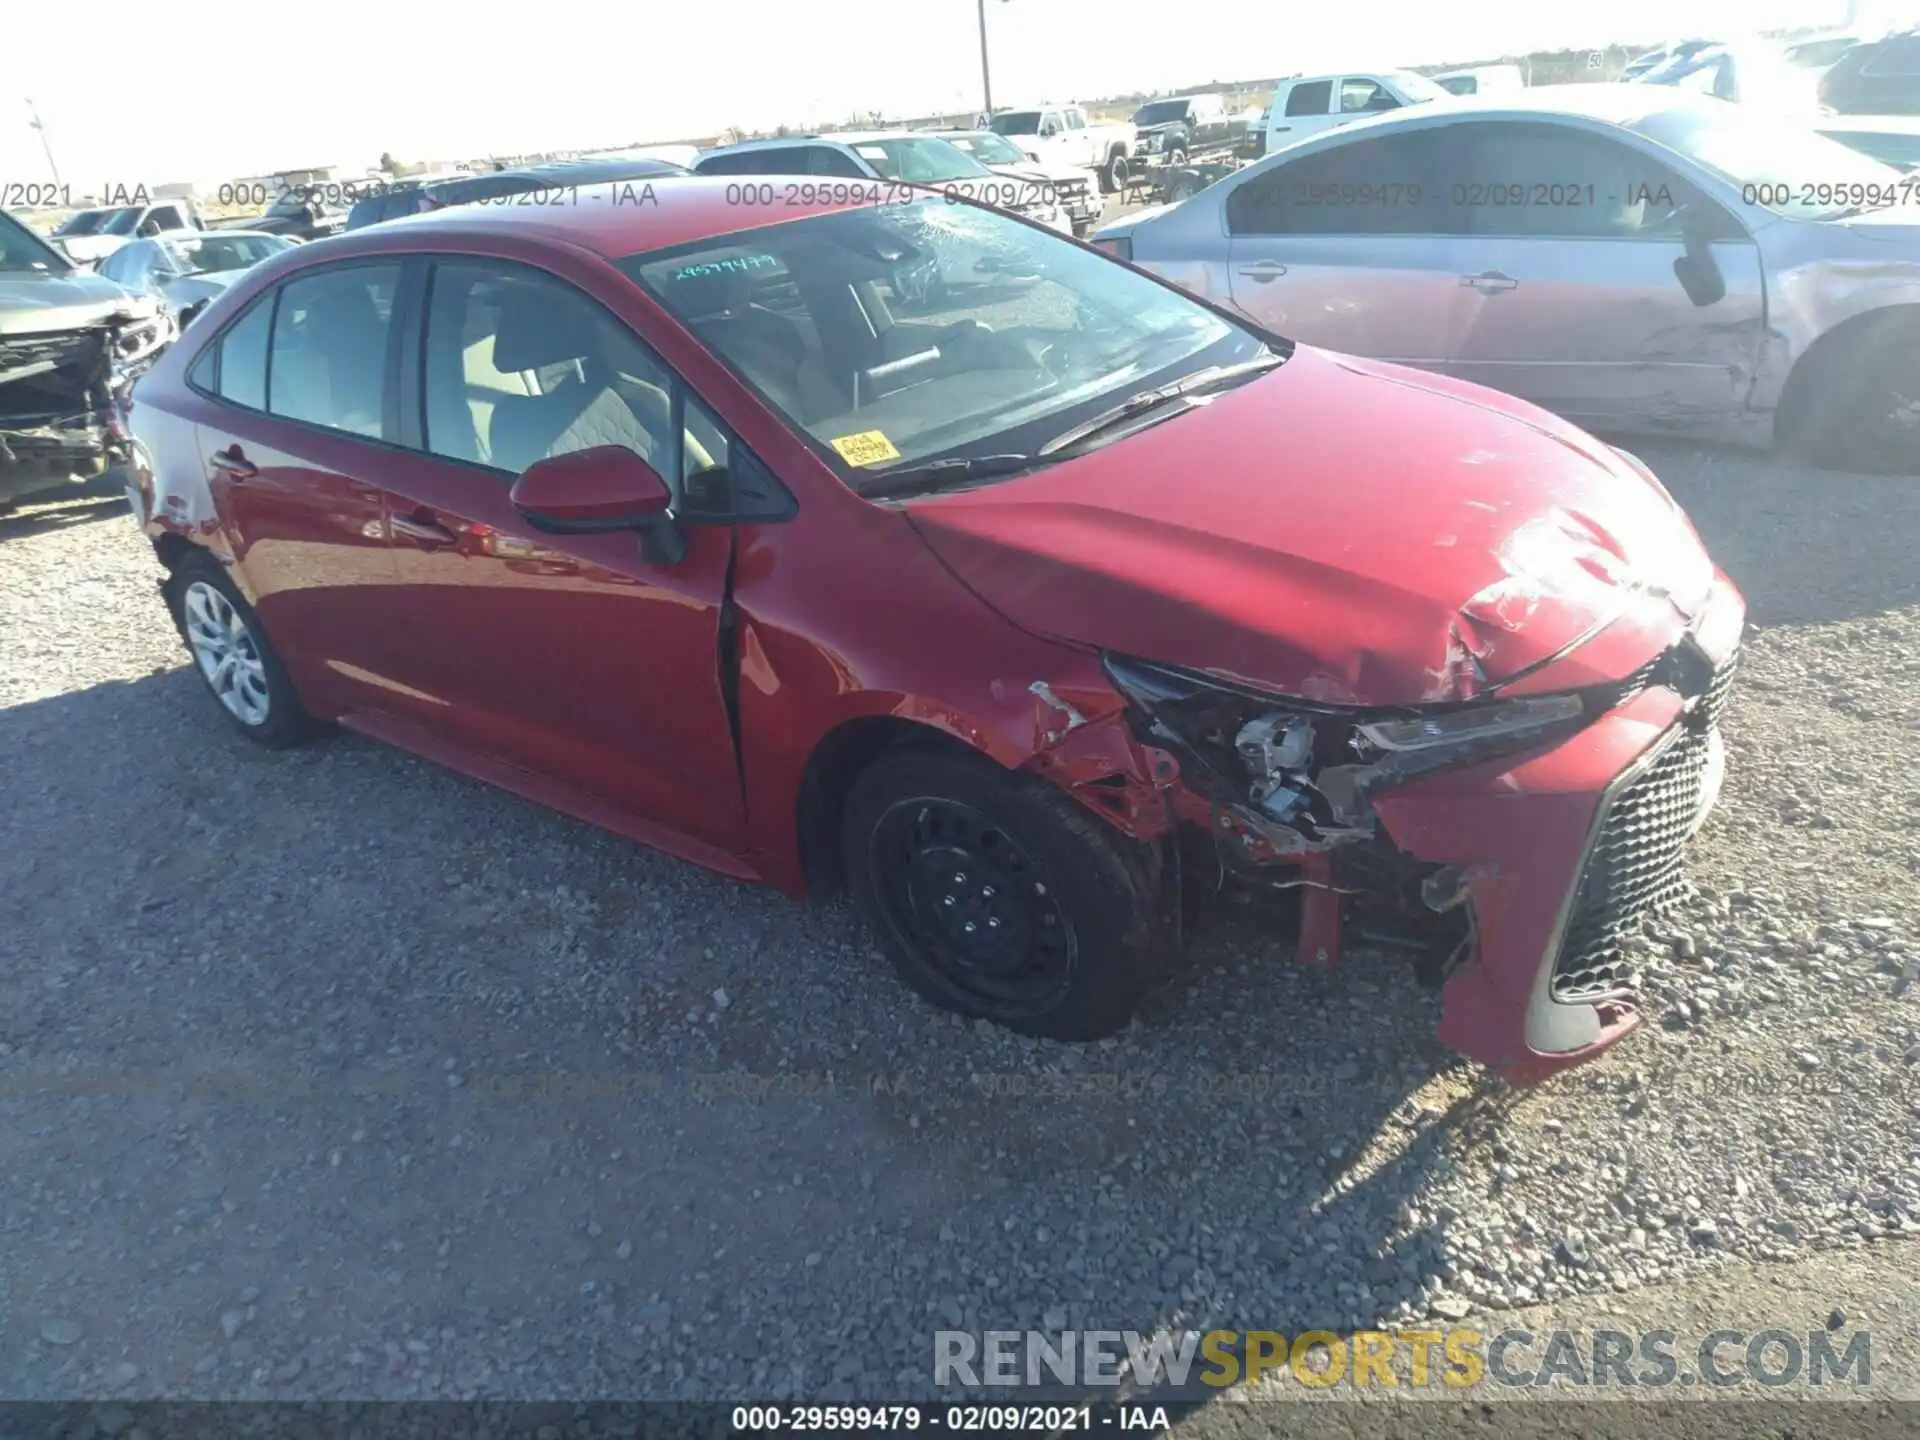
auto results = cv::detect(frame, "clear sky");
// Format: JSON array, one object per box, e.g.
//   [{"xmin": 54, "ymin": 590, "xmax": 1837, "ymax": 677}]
[{"xmin": 3, "ymin": 0, "xmax": 1899, "ymax": 188}]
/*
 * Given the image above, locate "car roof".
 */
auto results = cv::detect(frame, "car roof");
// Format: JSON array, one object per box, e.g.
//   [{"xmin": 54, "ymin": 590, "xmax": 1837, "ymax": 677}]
[{"xmin": 294, "ymin": 176, "xmax": 894, "ymax": 261}]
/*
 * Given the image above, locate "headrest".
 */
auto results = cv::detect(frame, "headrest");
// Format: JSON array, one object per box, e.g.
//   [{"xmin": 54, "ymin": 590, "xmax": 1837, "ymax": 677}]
[{"xmin": 489, "ymin": 286, "xmax": 604, "ymax": 372}]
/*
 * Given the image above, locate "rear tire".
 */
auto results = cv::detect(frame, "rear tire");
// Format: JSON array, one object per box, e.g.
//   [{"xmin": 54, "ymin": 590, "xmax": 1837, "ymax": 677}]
[
  {"xmin": 1101, "ymin": 153, "xmax": 1130, "ymax": 195},
  {"xmin": 165, "ymin": 551, "xmax": 317, "ymax": 748},
  {"xmin": 843, "ymin": 749, "xmax": 1171, "ymax": 1040}
]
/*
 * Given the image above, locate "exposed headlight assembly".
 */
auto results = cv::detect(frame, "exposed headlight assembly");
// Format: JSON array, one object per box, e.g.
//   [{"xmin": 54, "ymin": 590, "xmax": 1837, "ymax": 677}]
[
  {"xmin": 1103, "ymin": 653, "xmax": 1591, "ymax": 845},
  {"xmin": 1355, "ymin": 695, "xmax": 1583, "ymax": 753}
]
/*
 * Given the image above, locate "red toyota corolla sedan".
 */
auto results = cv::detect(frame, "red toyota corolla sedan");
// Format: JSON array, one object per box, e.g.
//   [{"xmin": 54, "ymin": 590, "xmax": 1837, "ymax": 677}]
[{"xmin": 126, "ymin": 179, "xmax": 1745, "ymax": 1082}]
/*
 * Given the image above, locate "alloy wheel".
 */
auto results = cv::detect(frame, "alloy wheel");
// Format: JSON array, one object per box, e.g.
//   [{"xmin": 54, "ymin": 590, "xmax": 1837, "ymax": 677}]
[{"xmin": 182, "ymin": 580, "xmax": 271, "ymax": 726}]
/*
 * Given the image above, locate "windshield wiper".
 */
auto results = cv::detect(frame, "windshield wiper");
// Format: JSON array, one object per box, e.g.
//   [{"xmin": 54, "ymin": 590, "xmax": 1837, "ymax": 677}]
[
  {"xmin": 1037, "ymin": 352, "xmax": 1284, "ymax": 458},
  {"xmin": 859, "ymin": 453, "xmax": 1041, "ymax": 500}
]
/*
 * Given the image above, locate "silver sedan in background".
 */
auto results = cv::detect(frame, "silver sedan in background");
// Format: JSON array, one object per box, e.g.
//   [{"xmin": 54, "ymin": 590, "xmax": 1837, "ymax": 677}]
[
  {"xmin": 95, "ymin": 231, "xmax": 296, "ymax": 330},
  {"xmin": 1093, "ymin": 87, "xmax": 1920, "ymax": 474}
]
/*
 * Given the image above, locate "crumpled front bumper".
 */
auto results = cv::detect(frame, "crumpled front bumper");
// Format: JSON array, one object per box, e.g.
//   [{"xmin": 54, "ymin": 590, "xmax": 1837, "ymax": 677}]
[
  {"xmin": 0, "ymin": 315, "xmax": 169, "ymax": 504},
  {"xmin": 1371, "ymin": 574, "xmax": 1748, "ymax": 1082}
]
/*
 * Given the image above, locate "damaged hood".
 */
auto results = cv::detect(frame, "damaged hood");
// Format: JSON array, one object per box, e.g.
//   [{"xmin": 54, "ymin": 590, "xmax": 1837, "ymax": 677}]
[
  {"xmin": 905, "ymin": 347, "xmax": 1719, "ymax": 706},
  {"xmin": 0, "ymin": 271, "xmax": 154, "ymax": 337}
]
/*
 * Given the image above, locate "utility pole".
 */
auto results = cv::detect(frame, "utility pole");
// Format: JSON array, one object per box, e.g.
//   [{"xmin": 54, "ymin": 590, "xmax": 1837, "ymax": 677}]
[
  {"xmin": 977, "ymin": 0, "xmax": 995, "ymax": 118},
  {"xmin": 25, "ymin": 98, "xmax": 62, "ymax": 187}
]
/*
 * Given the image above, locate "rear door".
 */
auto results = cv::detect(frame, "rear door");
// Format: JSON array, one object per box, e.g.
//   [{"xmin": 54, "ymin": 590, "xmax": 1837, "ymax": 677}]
[
  {"xmin": 1223, "ymin": 128, "xmax": 1467, "ymax": 368},
  {"xmin": 364, "ymin": 256, "xmax": 746, "ymax": 853},
  {"xmin": 1266, "ymin": 78, "xmax": 1333, "ymax": 152},
  {"xmin": 1436, "ymin": 121, "xmax": 1766, "ymax": 429},
  {"xmin": 184, "ymin": 261, "xmax": 404, "ymax": 716}
]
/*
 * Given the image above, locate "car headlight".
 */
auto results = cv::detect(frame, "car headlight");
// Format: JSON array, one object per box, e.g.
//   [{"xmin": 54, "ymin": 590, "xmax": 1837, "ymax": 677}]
[
  {"xmin": 1102, "ymin": 653, "xmax": 1595, "ymax": 840},
  {"xmin": 1355, "ymin": 695, "xmax": 1584, "ymax": 753}
]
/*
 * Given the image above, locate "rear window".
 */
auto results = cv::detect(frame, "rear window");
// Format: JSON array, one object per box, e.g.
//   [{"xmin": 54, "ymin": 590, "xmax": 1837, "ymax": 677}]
[{"xmin": 989, "ymin": 111, "xmax": 1043, "ymax": 135}]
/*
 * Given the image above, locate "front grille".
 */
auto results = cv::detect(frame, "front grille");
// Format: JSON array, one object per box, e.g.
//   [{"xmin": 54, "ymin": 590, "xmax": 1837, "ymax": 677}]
[{"xmin": 1548, "ymin": 645, "xmax": 1740, "ymax": 1003}]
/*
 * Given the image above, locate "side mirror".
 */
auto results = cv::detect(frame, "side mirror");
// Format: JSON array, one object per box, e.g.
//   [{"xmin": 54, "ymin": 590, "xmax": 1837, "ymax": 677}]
[
  {"xmin": 510, "ymin": 445, "xmax": 673, "ymax": 530},
  {"xmin": 1671, "ymin": 206, "xmax": 1727, "ymax": 308}
]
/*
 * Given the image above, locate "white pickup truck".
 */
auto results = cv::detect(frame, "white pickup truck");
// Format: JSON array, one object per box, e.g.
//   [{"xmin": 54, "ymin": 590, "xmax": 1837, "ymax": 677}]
[
  {"xmin": 987, "ymin": 104, "xmax": 1136, "ymax": 193},
  {"xmin": 1260, "ymin": 70, "xmax": 1452, "ymax": 155}
]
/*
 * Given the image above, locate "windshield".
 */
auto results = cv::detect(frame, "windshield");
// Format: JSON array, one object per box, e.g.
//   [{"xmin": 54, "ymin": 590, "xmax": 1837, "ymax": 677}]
[
  {"xmin": 1133, "ymin": 100, "xmax": 1192, "ymax": 126},
  {"xmin": 847, "ymin": 138, "xmax": 993, "ymax": 183},
  {"xmin": 1, "ymin": 208, "xmax": 73, "ymax": 272},
  {"xmin": 159, "ymin": 232, "xmax": 289, "ymax": 275},
  {"xmin": 267, "ymin": 191, "xmax": 314, "ymax": 216},
  {"xmin": 619, "ymin": 199, "xmax": 1270, "ymax": 493},
  {"xmin": 945, "ymin": 132, "xmax": 1031, "ymax": 166},
  {"xmin": 53, "ymin": 209, "xmax": 108, "ymax": 237},
  {"xmin": 1634, "ymin": 100, "xmax": 1905, "ymax": 219}
]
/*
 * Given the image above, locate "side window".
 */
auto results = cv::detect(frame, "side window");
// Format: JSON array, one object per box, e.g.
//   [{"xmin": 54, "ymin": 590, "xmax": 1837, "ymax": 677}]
[
  {"xmin": 1039, "ymin": 111, "xmax": 1063, "ymax": 137},
  {"xmin": 1226, "ymin": 131, "xmax": 1447, "ymax": 236},
  {"xmin": 1340, "ymin": 79, "xmax": 1401, "ymax": 114},
  {"xmin": 421, "ymin": 261, "xmax": 678, "ymax": 485},
  {"xmin": 267, "ymin": 263, "xmax": 399, "ymax": 438},
  {"xmin": 759, "ymin": 148, "xmax": 815, "ymax": 176},
  {"xmin": 681, "ymin": 397, "xmax": 732, "ymax": 518},
  {"xmin": 1064, "ymin": 109, "xmax": 1087, "ymax": 130},
  {"xmin": 809, "ymin": 146, "xmax": 869, "ymax": 178},
  {"xmin": 150, "ymin": 205, "xmax": 186, "ymax": 230},
  {"xmin": 694, "ymin": 152, "xmax": 750, "ymax": 176},
  {"xmin": 1284, "ymin": 80, "xmax": 1333, "ymax": 117},
  {"xmin": 208, "ymin": 293, "xmax": 274, "ymax": 410},
  {"xmin": 1439, "ymin": 123, "xmax": 1729, "ymax": 240}
]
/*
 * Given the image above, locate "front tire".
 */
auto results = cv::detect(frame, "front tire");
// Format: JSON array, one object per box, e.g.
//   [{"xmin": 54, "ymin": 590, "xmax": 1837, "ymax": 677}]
[
  {"xmin": 1101, "ymin": 153, "xmax": 1129, "ymax": 195},
  {"xmin": 843, "ymin": 749, "xmax": 1171, "ymax": 1040},
  {"xmin": 166, "ymin": 552, "xmax": 316, "ymax": 748},
  {"xmin": 1788, "ymin": 312, "xmax": 1920, "ymax": 476}
]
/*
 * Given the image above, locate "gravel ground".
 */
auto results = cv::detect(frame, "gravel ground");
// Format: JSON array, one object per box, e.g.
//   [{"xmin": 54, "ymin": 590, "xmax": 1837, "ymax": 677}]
[{"xmin": 0, "ymin": 438, "xmax": 1916, "ymax": 1409}]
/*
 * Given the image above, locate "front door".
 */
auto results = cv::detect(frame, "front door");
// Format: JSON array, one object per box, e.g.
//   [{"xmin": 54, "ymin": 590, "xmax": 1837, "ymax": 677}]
[
  {"xmin": 1223, "ymin": 128, "xmax": 1466, "ymax": 369},
  {"xmin": 368, "ymin": 257, "xmax": 745, "ymax": 855},
  {"xmin": 1437, "ymin": 122, "xmax": 1767, "ymax": 429}
]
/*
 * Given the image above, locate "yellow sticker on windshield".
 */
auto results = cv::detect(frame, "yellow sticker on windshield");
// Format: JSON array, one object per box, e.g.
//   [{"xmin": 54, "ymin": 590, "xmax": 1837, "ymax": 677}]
[{"xmin": 831, "ymin": 430, "xmax": 902, "ymax": 467}]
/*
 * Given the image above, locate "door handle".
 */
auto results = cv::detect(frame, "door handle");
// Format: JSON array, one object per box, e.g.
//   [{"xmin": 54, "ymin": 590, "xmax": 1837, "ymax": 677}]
[
  {"xmin": 209, "ymin": 446, "xmax": 256, "ymax": 479},
  {"xmin": 392, "ymin": 512, "xmax": 458, "ymax": 547},
  {"xmin": 1461, "ymin": 271, "xmax": 1519, "ymax": 293},
  {"xmin": 1236, "ymin": 261, "xmax": 1289, "ymax": 282}
]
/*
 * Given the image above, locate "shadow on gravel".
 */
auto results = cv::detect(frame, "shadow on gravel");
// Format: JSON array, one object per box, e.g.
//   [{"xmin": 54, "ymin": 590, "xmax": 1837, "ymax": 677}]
[
  {"xmin": 1625, "ymin": 439, "xmax": 1920, "ymax": 628},
  {"xmin": 3, "ymin": 645, "xmax": 1515, "ymax": 1406},
  {"xmin": 0, "ymin": 493, "xmax": 126, "ymax": 542}
]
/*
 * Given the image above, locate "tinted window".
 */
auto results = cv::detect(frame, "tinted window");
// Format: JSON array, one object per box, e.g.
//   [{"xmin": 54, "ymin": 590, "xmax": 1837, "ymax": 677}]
[
  {"xmin": 809, "ymin": 147, "xmax": 870, "ymax": 178},
  {"xmin": 421, "ymin": 261, "xmax": 677, "ymax": 483},
  {"xmin": 989, "ymin": 111, "xmax": 1043, "ymax": 135},
  {"xmin": 1284, "ymin": 80, "xmax": 1333, "ymax": 117},
  {"xmin": 214, "ymin": 295, "xmax": 273, "ymax": 410},
  {"xmin": 1440, "ymin": 123, "xmax": 1720, "ymax": 239},
  {"xmin": 267, "ymin": 263, "xmax": 399, "ymax": 437},
  {"xmin": 1226, "ymin": 131, "xmax": 1447, "ymax": 235}
]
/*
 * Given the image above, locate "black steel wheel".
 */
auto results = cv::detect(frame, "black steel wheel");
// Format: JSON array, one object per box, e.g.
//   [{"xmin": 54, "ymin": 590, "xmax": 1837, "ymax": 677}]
[
  {"xmin": 867, "ymin": 796, "xmax": 1076, "ymax": 1017},
  {"xmin": 843, "ymin": 748, "xmax": 1171, "ymax": 1040}
]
